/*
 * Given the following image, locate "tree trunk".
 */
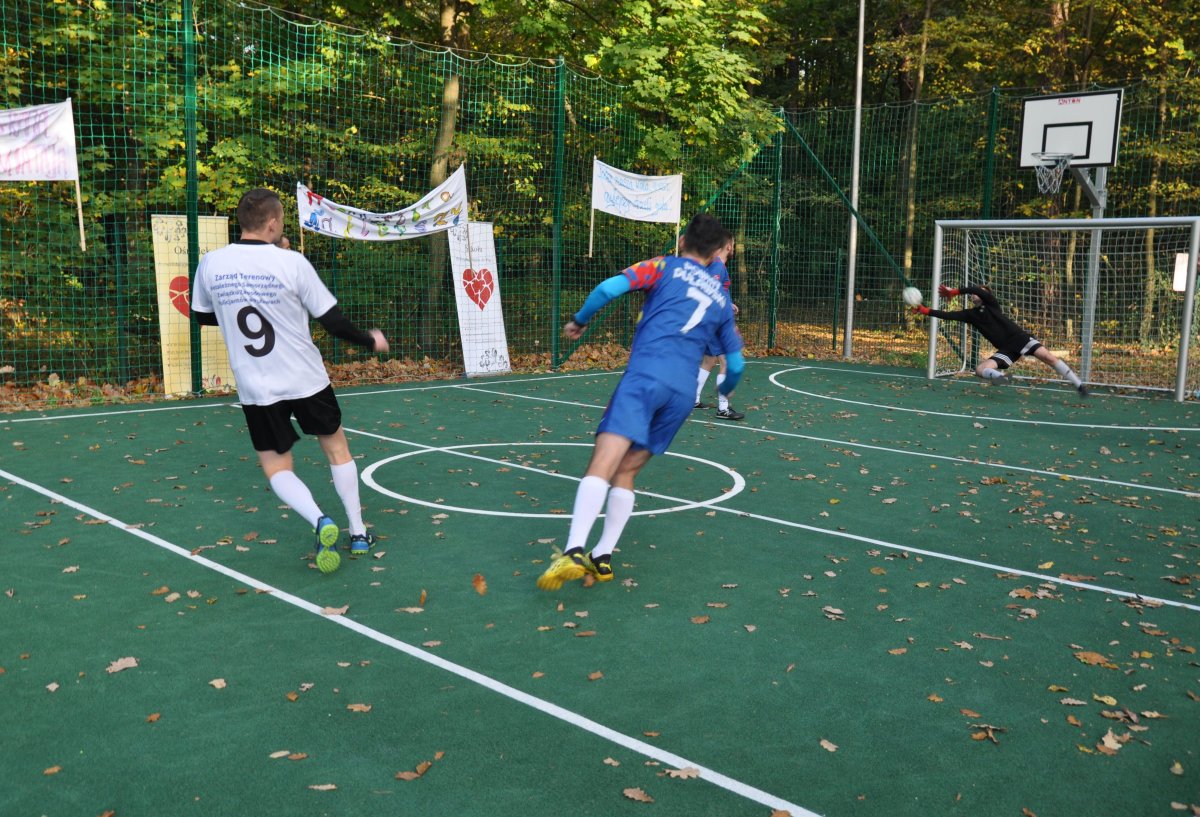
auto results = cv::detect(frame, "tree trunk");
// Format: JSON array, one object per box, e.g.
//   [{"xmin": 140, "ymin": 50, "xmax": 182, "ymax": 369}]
[
  {"xmin": 1139, "ymin": 77, "xmax": 1168, "ymax": 345},
  {"xmin": 901, "ymin": 0, "xmax": 933, "ymax": 288},
  {"xmin": 422, "ymin": 0, "xmax": 462, "ymax": 356}
]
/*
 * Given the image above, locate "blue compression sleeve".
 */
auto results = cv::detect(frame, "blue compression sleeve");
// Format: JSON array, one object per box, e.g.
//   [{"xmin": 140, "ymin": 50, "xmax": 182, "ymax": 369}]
[
  {"xmin": 718, "ymin": 350, "xmax": 745, "ymax": 395},
  {"xmin": 574, "ymin": 275, "xmax": 632, "ymax": 325}
]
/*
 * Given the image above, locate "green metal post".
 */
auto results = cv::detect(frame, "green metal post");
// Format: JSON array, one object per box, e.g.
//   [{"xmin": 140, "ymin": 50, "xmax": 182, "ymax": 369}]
[
  {"xmin": 981, "ymin": 87, "xmax": 999, "ymax": 219},
  {"xmin": 550, "ymin": 56, "xmax": 566, "ymax": 366},
  {"xmin": 183, "ymin": 0, "xmax": 202, "ymax": 394},
  {"xmin": 768, "ymin": 122, "xmax": 783, "ymax": 349}
]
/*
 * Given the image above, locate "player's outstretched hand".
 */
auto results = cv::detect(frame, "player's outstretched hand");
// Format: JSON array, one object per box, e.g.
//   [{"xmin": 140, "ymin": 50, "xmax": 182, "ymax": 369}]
[
  {"xmin": 563, "ymin": 320, "xmax": 585, "ymax": 340},
  {"xmin": 937, "ymin": 284, "xmax": 959, "ymax": 298},
  {"xmin": 369, "ymin": 329, "xmax": 389, "ymax": 354},
  {"xmin": 912, "ymin": 305, "xmax": 931, "ymax": 316}
]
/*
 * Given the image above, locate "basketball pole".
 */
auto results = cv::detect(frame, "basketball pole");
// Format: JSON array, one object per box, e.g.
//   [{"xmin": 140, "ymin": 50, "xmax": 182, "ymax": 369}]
[{"xmin": 843, "ymin": 0, "xmax": 865, "ymax": 359}]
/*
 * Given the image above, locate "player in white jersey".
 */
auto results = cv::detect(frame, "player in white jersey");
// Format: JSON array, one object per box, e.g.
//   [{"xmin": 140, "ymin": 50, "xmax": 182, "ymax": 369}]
[{"xmin": 191, "ymin": 188, "xmax": 389, "ymax": 574}]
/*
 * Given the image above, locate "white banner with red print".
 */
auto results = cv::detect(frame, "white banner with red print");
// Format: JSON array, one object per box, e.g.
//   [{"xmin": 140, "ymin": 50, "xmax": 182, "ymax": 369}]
[
  {"xmin": 296, "ymin": 166, "xmax": 468, "ymax": 241},
  {"xmin": 447, "ymin": 222, "xmax": 511, "ymax": 377},
  {"xmin": 151, "ymin": 215, "xmax": 235, "ymax": 396}
]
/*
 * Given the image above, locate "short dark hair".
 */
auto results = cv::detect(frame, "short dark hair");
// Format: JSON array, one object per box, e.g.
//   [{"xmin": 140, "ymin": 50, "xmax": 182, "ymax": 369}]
[
  {"xmin": 681, "ymin": 212, "xmax": 731, "ymax": 258},
  {"xmin": 237, "ymin": 188, "xmax": 283, "ymax": 233}
]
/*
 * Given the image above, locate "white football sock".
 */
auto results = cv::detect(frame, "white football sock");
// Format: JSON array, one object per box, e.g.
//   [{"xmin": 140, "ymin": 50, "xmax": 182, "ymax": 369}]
[
  {"xmin": 980, "ymin": 368, "xmax": 1006, "ymax": 381},
  {"xmin": 1052, "ymin": 358, "xmax": 1082, "ymax": 387},
  {"xmin": 590, "ymin": 487, "xmax": 635, "ymax": 560},
  {"xmin": 695, "ymin": 369, "xmax": 711, "ymax": 402},
  {"xmin": 330, "ymin": 460, "xmax": 366, "ymax": 536},
  {"xmin": 565, "ymin": 475, "xmax": 610, "ymax": 553},
  {"xmin": 268, "ymin": 470, "xmax": 323, "ymax": 528},
  {"xmin": 716, "ymin": 373, "xmax": 729, "ymax": 410}
]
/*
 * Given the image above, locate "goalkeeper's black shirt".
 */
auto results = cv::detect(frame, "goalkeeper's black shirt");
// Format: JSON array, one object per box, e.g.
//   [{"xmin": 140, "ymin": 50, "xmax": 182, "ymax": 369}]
[{"xmin": 924, "ymin": 286, "xmax": 1032, "ymax": 349}]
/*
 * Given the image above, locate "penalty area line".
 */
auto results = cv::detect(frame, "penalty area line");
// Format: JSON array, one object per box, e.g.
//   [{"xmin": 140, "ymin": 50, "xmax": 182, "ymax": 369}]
[{"xmin": 0, "ymin": 465, "xmax": 822, "ymax": 817}]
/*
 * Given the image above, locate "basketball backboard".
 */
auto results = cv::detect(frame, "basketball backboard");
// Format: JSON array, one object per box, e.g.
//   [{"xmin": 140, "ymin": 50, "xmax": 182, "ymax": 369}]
[{"xmin": 1018, "ymin": 89, "xmax": 1123, "ymax": 168}]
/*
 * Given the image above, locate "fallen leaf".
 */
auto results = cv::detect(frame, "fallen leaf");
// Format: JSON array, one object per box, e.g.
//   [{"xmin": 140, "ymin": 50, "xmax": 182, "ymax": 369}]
[
  {"xmin": 604, "ymin": 757, "xmax": 621, "ymax": 767},
  {"xmin": 666, "ymin": 767, "xmax": 700, "ymax": 779},
  {"xmin": 307, "ymin": 783, "xmax": 337, "ymax": 791},
  {"xmin": 1093, "ymin": 694, "xmax": 1118, "ymax": 706},
  {"xmin": 472, "ymin": 573, "xmax": 488, "ymax": 595},
  {"xmin": 888, "ymin": 648, "xmax": 907, "ymax": 655},
  {"xmin": 288, "ymin": 753, "xmax": 308, "ymax": 761},
  {"xmin": 46, "ymin": 681, "xmax": 59, "ymax": 692},
  {"xmin": 209, "ymin": 678, "xmax": 227, "ymax": 689},
  {"xmin": 163, "ymin": 592, "xmax": 181, "ymax": 603},
  {"xmin": 960, "ymin": 708, "xmax": 982, "ymax": 718},
  {"xmin": 43, "ymin": 765, "xmax": 62, "ymax": 775},
  {"xmin": 106, "ymin": 656, "xmax": 138, "ymax": 674},
  {"xmin": 1074, "ymin": 650, "xmax": 1109, "ymax": 666},
  {"xmin": 396, "ymin": 607, "xmax": 424, "ymax": 614},
  {"xmin": 62, "ymin": 566, "xmax": 79, "ymax": 574},
  {"xmin": 321, "ymin": 605, "xmax": 349, "ymax": 616},
  {"xmin": 623, "ymin": 787, "xmax": 654, "ymax": 803},
  {"xmin": 419, "ymin": 589, "xmax": 427, "ymax": 606},
  {"xmin": 146, "ymin": 712, "xmax": 161, "ymax": 723},
  {"xmin": 820, "ymin": 739, "xmax": 838, "ymax": 752},
  {"xmin": 422, "ymin": 641, "xmax": 442, "ymax": 648},
  {"xmin": 588, "ymin": 671, "xmax": 604, "ymax": 681},
  {"xmin": 928, "ymin": 693, "xmax": 943, "ymax": 703},
  {"xmin": 269, "ymin": 750, "xmax": 290, "ymax": 759},
  {"xmin": 346, "ymin": 703, "xmax": 372, "ymax": 713},
  {"xmin": 690, "ymin": 615, "xmax": 711, "ymax": 624}
]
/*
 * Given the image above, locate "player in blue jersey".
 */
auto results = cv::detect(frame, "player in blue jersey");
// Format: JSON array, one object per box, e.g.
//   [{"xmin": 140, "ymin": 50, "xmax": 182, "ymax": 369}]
[
  {"xmin": 537, "ymin": 213, "xmax": 745, "ymax": 590},
  {"xmin": 693, "ymin": 249, "xmax": 745, "ymax": 419}
]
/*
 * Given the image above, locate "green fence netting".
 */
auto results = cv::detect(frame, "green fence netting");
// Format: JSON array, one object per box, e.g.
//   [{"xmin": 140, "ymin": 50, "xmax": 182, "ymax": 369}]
[{"xmin": 2, "ymin": 0, "xmax": 1199, "ymax": 409}]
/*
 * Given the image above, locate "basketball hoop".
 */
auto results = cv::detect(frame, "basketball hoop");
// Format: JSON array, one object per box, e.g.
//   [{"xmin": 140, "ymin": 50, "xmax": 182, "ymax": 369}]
[{"xmin": 1031, "ymin": 152, "xmax": 1074, "ymax": 194}]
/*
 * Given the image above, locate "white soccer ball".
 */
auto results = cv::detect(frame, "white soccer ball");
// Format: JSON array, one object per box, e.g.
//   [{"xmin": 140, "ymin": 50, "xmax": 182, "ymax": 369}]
[{"xmin": 902, "ymin": 286, "xmax": 924, "ymax": 307}]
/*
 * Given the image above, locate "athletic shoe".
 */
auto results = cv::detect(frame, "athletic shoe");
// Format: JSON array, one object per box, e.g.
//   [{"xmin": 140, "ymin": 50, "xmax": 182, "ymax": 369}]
[
  {"xmin": 348, "ymin": 531, "xmax": 376, "ymax": 556},
  {"xmin": 314, "ymin": 515, "xmax": 341, "ymax": 574},
  {"xmin": 536, "ymin": 551, "xmax": 587, "ymax": 591},
  {"xmin": 1077, "ymin": 383, "xmax": 1089, "ymax": 396},
  {"xmin": 991, "ymin": 373, "xmax": 1011, "ymax": 384},
  {"xmin": 694, "ymin": 401, "xmax": 712, "ymax": 409},
  {"xmin": 583, "ymin": 552, "xmax": 614, "ymax": 582},
  {"xmin": 715, "ymin": 407, "xmax": 745, "ymax": 421}
]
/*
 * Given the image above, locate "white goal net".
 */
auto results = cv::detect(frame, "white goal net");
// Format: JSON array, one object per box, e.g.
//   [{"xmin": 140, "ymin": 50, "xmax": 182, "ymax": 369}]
[{"xmin": 928, "ymin": 217, "xmax": 1200, "ymax": 400}]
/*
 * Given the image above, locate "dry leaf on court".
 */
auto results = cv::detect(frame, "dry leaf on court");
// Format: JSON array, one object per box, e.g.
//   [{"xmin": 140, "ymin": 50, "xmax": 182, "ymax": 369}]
[
  {"xmin": 269, "ymin": 750, "xmax": 290, "ymax": 759},
  {"xmin": 346, "ymin": 703, "xmax": 372, "ymax": 713},
  {"xmin": 62, "ymin": 566, "xmax": 79, "ymax": 573},
  {"xmin": 106, "ymin": 656, "xmax": 138, "ymax": 674},
  {"xmin": 623, "ymin": 787, "xmax": 654, "ymax": 803},
  {"xmin": 43, "ymin": 765, "xmax": 62, "ymax": 775},
  {"xmin": 209, "ymin": 678, "xmax": 227, "ymax": 689},
  {"xmin": 588, "ymin": 671, "xmax": 604, "ymax": 681},
  {"xmin": 422, "ymin": 640, "xmax": 442, "ymax": 648},
  {"xmin": 472, "ymin": 573, "xmax": 488, "ymax": 595},
  {"xmin": 666, "ymin": 767, "xmax": 700, "ymax": 779},
  {"xmin": 146, "ymin": 712, "xmax": 161, "ymax": 723},
  {"xmin": 690, "ymin": 615, "xmax": 710, "ymax": 624},
  {"xmin": 819, "ymin": 739, "xmax": 838, "ymax": 753},
  {"xmin": 307, "ymin": 783, "xmax": 337, "ymax": 791},
  {"xmin": 321, "ymin": 605, "xmax": 349, "ymax": 616},
  {"xmin": 396, "ymin": 607, "xmax": 424, "ymax": 614},
  {"xmin": 1169, "ymin": 761, "xmax": 1184, "ymax": 775},
  {"xmin": 288, "ymin": 753, "xmax": 308, "ymax": 761},
  {"xmin": 419, "ymin": 589, "xmax": 427, "ymax": 606},
  {"xmin": 1074, "ymin": 651, "xmax": 1109, "ymax": 665},
  {"xmin": 604, "ymin": 757, "xmax": 620, "ymax": 766},
  {"xmin": 960, "ymin": 708, "xmax": 982, "ymax": 718}
]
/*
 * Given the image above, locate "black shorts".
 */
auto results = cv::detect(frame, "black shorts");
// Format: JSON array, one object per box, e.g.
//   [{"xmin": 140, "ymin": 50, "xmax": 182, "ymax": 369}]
[
  {"xmin": 241, "ymin": 385, "xmax": 342, "ymax": 454},
  {"xmin": 990, "ymin": 337, "xmax": 1042, "ymax": 369}
]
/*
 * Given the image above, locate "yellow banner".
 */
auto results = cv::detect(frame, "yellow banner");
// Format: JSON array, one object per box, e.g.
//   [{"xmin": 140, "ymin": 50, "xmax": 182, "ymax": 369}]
[{"xmin": 151, "ymin": 215, "xmax": 235, "ymax": 396}]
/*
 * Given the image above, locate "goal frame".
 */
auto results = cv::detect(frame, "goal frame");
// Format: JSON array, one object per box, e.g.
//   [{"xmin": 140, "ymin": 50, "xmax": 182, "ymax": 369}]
[{"xmin": 927, "ymin": 216, "xmax": 1200, "ymax": 401}]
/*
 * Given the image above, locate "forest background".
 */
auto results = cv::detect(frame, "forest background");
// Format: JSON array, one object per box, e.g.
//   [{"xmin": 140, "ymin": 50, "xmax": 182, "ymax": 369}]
[{"xmin": 1, "ymin": 0, "xmax": 1198, "ymax": 407}]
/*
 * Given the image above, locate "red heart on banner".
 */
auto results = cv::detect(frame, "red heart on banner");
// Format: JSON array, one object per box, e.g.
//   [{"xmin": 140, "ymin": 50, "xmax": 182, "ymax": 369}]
[
  {"xmin": 462, "ymin": 267, "xmax": 494, "ymax": 310},
  {"xmin": 169, "ymin": 275, "xmax": 190, "ymax": 317}
]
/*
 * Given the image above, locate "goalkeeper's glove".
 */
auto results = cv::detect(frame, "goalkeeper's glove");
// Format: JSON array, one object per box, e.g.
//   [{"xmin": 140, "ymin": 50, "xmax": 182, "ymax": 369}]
[
  {"xmin": 937, "ymin": 284, "xmax": 960, "ymax": 298},
  {"xmin": 912, "ymin": 304, "xmax": 931, "ymax": 316}
]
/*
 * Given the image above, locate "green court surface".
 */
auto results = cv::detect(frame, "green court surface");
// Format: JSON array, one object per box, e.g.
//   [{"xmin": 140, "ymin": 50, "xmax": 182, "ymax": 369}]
[{"xmin": 2, "ymin": 360, "xmax": 1198, "ymax": 817}]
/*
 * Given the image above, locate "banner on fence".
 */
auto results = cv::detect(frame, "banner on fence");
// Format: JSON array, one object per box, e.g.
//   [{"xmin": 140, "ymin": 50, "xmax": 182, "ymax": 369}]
[
  {"xmin": 151, "ymin": 215, "xmax": 235, "ymax": 396},
  {"xmin": 447, "ymin": 222, "xmax": 511, "ymax": 377},
  {"xmin": 589, "ymin": 157, "xmax": 682, "ymax": 256},
  {"xmin": 0, "ymin": 98, "xmax": 87, "ymax": 250},
  {"xmin": 296, "ymin": 166, "xmax": 468, "ymax": 242}
]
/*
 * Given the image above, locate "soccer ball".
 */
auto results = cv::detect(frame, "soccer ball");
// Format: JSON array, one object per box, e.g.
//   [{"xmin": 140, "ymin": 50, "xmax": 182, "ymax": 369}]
[{"xmin": 902, "ymin": 286, "xmax": 924, "ymax": 307}]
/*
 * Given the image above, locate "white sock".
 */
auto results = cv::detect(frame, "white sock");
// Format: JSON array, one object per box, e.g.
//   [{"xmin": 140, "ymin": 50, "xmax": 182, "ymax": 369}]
[
  {"xmin": 330, "ymin": 460, "xmax": 366, "ymax": 536},
  {"xmin": 695, "ymin": 369, "xmax": 711, "ymax": 402},
  {"xmin": 590, "ymin": 487, "xmax": 635, "ymax": 560},
  {"xmin": 268, "ymin": 470, "xmax": 323, "ymax": 528},
  {"xmin": 565, "ymin": 475, "xmax": 610, "ymax": 553},
  {"xmin": 716, "ymin": 373, "xmax": 729, "ymax": 410},
  {"xmin": 1052, "ymin": 359, "xmax": 1082, "ymax": 387},
  {"xmin": 980, "ymin": 368, "xmax": 1006, "ymax": 381}
]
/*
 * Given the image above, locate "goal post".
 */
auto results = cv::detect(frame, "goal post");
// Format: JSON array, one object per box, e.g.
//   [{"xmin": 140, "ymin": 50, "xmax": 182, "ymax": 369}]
[{"xmin": 927, "ymin": 217, "xmax": 1200, "ymax": 401}]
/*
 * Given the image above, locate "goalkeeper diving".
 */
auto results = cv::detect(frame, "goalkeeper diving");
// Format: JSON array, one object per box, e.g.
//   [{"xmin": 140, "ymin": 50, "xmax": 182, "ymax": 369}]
[{"xmin": 912, "ymin": 283, "xmax": 1088, "ymax": 395}]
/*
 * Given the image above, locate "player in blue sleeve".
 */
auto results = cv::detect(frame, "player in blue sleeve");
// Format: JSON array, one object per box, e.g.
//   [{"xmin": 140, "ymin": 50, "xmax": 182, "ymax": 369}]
[
  {"xmin": 693, "ymin": 250, "xmax": 745, "ymax": 419},
  {"xmin": 537, "ymin": 213, "xmax": 745, "ymax": 591}
]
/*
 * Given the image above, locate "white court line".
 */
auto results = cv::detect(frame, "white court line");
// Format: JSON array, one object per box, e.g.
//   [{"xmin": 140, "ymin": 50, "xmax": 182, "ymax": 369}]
[
  {"xmin": 771, "ymin": 368, "xmax": 1200, "ymax": 431},
  {"xmin": 342, "ymin": 432, "xmax": 1200, "ymax": 614},
  {"xmin": 453, "ymin": 384, "xmax": 1200, "ymax": 499},
  {"xmin": 0, "ymin": 464, "xmax": 821, "ymax": 817}
]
